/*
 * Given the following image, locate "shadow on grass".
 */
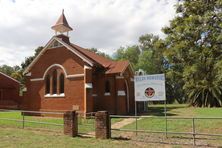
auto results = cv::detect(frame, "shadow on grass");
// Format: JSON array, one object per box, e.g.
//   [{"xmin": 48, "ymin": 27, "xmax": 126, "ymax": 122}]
[
  {"xmin": 140, "ymin": 105, "xmax": 188, "ymax": 116},
  {"xmin": 112, "ymin": 136, "xmax": 131, "ymax": 141},
  {"xmin": 77, "ymin": 134, "xmax": 94, "ymax": 139},
  {"xmin": 78, "ymin": 135, "xmax": 131, "ymax": 141}
]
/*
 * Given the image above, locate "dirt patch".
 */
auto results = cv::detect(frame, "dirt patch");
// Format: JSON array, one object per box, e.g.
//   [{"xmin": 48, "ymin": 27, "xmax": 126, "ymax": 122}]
[{"xmin": 112, "ymin": 131, "xmax": 222, "ymax": 147}]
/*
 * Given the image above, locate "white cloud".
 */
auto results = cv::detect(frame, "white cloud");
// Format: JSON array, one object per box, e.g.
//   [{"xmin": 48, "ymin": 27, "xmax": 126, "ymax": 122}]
[{"xmin": 0, "ymin": 0, "xmax": 177, "ymax": 66}]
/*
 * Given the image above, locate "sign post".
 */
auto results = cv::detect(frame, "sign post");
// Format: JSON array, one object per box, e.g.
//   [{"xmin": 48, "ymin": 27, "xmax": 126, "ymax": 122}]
[
  {"xmin": 134, "ymin": 74, "xmax": 166, "ymax": 102},
  {"xmin": 134, "ymin": 74, "xmax": 167, "ymax": 136}
]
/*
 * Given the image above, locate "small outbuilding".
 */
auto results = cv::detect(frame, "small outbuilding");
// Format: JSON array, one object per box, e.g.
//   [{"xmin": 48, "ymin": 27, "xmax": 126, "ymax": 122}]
[
  {"xmin": 22, "ymin": 11, "xmax": 135, "ymax": 115},
  {"xmin": 0, "ymin": 72, "xmax": 21, "ymax": 109}
]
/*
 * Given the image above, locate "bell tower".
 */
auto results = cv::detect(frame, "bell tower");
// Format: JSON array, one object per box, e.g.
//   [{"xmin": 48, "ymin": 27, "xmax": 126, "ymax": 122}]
[{"xmin": 51, "ymin": 9, "xmax": 73, "ymax": 36}]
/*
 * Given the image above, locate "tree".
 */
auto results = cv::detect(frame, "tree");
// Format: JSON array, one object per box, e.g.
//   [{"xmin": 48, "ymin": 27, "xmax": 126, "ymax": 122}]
[
  {"xmin": 113, "ymin": 45, "xmax": 140, "ymax": 69},
  {"xmin": 136, "ymin": 50, "xmax": 156, "ymax": 74},
  {"xmin": 138, "ymin": 34, "xmax": 178, "ymax": 103},
  {"xmin": 113, "ymin": 35, "xmax": 177, "ymax": 103},
  {"xmin": 0, "ymin": 65, "xmax": 23, "ymax": 83},
  {"xmin": 0, "ymin": 65, "xmax": 14, "ymax": 76},
  {"xmin": 21, "ymin": 46, "xmax": 44, "ymax": 71},
  {"xmin": 163, "ymin": 0, "xmax": 222, "ymax": 107},
  {"xmin": 139, "ymin": 34, "xmax": 160, "ymax": 51},
  {"xmin": 138, "ymin": 34, "xmax": 167, "ymax": 74},
  {"xmin": 88, "ymin": 48, "xmax": 112, "ymax": 59},
  {"xmin": 11, "ymin": 70, "xmax": 23, "ymax": 83}
]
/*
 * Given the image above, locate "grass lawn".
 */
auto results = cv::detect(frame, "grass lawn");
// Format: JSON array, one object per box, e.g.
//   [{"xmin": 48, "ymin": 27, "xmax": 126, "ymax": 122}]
[
  {"xmin": 121, "ymin": 104, "xmax": 222, "ymax": 134},
  {"xmin": 0, "ymin": 105, "xmax": 222, "ymax": 147},
  {"xmin": 0, "ymin": 111, "xmax": 122, "ymax": 134},
  {"xmin": 0, "ymin": 127, "xmax": 130, "ymax": 148},
  {"xmin": 0, "ymin": 127, "xmax": 193, "ymax": 148},
  {"xmin": 114, "ymin": 104, "xmax": 222, "ymax": 146},
  {"xmin": 0, "ymin": 111, "xmax": 64, "ymax": 132}
]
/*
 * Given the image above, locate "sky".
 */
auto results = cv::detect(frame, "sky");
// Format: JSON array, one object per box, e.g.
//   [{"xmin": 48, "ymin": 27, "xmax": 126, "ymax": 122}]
[{"xmin": 0, "ymin": 0, "xmax": 177, "ymax": 66}]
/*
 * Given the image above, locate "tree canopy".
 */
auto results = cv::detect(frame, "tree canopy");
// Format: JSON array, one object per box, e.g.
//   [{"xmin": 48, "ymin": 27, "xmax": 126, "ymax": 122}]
[
  {"xmin": 21, "ymin": 46, "xmax": 44, "ymax": 71},
  {"xmin": 88, "ymin": 48, "xmax": 112, "ymax": 59},
  {"xmin": 113, "ymin": 34, "xmax": 165, "ymax": 74},
  {"xmin": 163, "ymin": 0, "xmax": 222, "ymax": 107},
  {"xmin": 0, "ymin": 65, "xmax": 23, "ymax": 83},
  {"xmin": 0, "ymin": 46, "xmax": 44, "ymax": 84}
]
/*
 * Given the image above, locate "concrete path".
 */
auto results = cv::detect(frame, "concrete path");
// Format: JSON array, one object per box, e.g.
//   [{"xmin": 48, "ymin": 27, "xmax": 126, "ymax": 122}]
[
  {"xmin": 81, "ymin": 118, "xmax": 136, "ymax": 137},
  {"xmin": 111, "ymin": 118, "xmax": 136, "ymax": 129}
]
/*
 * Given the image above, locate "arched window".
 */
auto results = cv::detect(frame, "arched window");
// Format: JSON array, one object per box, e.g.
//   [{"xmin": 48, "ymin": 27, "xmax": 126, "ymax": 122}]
[
  {"xmin": 59, "ymin": 73, "xmax": 64, "ymax": 94},
  {"xmin": 105, "ymin": 80, "xmax": 110, "ymax": 93},
  {"xmin": 45, "ymin": 74, "xmax": 50, "ymax": 94},
  {"xmin": 52, "ymin": 70, "xmax": 57, "ymax": 94}
]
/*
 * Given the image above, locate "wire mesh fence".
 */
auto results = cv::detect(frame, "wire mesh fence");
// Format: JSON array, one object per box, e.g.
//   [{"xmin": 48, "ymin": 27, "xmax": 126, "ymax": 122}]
[
  {"xmin": 110, "ymin": 115, "xmax": 222, "ymax": 146},
  {"xmin": 2, "ymin": 109, "xmax": 221, "ymax": 146},
  {"xmin": 0, "ymin": 109, "xmax": 64, "ymax": 133},
  {"xmin": 77, "ymin": 112, "xmax": 96, "ymax": 136},
  {"xmin": 0, "ymin": 109, "xmax": 98, "ymax": 137}
]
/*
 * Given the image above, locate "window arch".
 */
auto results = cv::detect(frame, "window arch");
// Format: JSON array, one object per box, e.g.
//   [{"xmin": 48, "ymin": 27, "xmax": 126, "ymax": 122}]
[
  {"xmin": 59, "ymin": 73, "xmax": 64, "ymax": 94},
  {"xmin": 52, "ymin": 70, "xmax": 57, "ymax": 94},
  {"xmin": 44, "ymin": 67, "xmax": 66, "ymax": 97},
  {"xmin": 105, "ymin": 80, "xmax": 110, "ymax": 93},
  {"xmin": 45, "ymin": 74, "xmax": 50, "ymax": 94}
]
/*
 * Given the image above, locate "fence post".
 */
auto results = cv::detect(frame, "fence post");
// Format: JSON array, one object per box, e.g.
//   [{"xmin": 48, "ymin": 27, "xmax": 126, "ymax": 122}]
[
  {"xmin": 63, "ymin": 111, "xmax": 78, "ymax": 137},
  {"xmin": 22, "ymin": 112, "xmax": 25, "ymax": 129},
  {"xmin": 95, "ymin": 111, "xmax": 111, "ymax": 139},
  {"xmin": 79, "ymin": 113, "xmax": 82, "ymax": 125},
  {"xmin": 192, "ymin": 118, "xmax": 196, "ymax": 146},
  {"xmin": 165, "ymin": 116, "xmax": 168, "ymax": 138},
  {"xmin": 164, "ymin": 100, "xmax": 168, "ymax": 138},
  {"xmin": 136, "ymin": 116, "xmax": 138, "ymax": 136}
]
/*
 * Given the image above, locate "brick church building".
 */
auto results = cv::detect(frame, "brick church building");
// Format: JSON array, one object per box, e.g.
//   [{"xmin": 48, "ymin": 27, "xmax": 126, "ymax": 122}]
[
  {"xmin": 0, "ymin": 72, "xmax": 21, "ymax": 109},
  {"xmin": 22, "ymin": 11, "xmax": 135, "ymax": 114}
]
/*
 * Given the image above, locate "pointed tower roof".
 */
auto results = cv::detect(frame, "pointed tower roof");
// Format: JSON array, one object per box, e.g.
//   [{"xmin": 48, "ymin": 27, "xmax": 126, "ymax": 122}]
[{"xmin": 51, "ymin": 10, "xmax": 73, "ymax": 33}]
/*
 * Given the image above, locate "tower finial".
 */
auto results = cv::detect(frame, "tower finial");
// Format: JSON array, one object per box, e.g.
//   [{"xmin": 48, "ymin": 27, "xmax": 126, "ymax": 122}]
[{"xmin": 51, "ymin": 10, "xmax": 73, "ymax": 35}]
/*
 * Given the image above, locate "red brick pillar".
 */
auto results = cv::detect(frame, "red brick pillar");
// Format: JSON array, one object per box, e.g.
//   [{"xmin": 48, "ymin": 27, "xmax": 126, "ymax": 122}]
[
  {"xmin": 63, "ymin": 111, "xmax": 78, "ymax": 137},
  {"xmin": 95, "ymin": 111, "xmax": 111, "ymax": 139}
]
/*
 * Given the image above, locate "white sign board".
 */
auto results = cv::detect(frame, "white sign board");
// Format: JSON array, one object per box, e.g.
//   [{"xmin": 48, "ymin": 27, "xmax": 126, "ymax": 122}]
[{"xmin": 134, "ymin": 74, "xmax": 166, "ymax": 101}]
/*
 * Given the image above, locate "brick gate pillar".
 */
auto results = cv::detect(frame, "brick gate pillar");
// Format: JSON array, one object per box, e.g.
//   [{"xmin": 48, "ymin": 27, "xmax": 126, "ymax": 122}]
[
  {"xmin": 63, "ymin": 111, "xmax": 78, "ymax": 137},
  {"xmin": 95, "ymin": 111, "xmax": 111, "ymax": 139}
]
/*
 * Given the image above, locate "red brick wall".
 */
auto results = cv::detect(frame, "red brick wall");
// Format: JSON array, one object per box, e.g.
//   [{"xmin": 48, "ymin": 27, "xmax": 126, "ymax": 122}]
[
  {"xmin": 0, "ymin": 73, "xmax": 20, "ymax": 106},
  {"xmin": 23, "ymin": 46, "xmax": 86, "ymax": 112},
  {"xmin": 92, "ymin": 73, "xmax": 117, "ymax": 114},
  {"xmin": 116, "ymin": 67, "xmax": 135, "ymax": 114},
  {"xmin": 85, "ymin": 67, "xmax": 93, "ymax": 112},
  {"xmin": 124, "ymin": 67, "xmax": 135, "ymax": 114},
  {"xmin": 91, "ymin": 67, "xmax": 134, "ymax": 115},
  {"xmin": 30, "ymin": 46, "xmax": 84, "ymax": 79},
  {"xmin": 23, "ymin": 80, "xmax": 41, "ymax": 110},
  {"xmin": 23, "ymin": 45, "xmax": 135, "ymax": 115},
  {"xmin": 40, "ymin": 77, "xmax": 85, "ymax": 111}
]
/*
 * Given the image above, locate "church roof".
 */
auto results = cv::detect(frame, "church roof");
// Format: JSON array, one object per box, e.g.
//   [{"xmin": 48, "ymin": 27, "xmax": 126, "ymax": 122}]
[
  {"xmin": 0, "ymin": 71, "xmax": 20, "ymax": 84},
  {"xmin": 105, "ymin": 61, "xmax": 130, "ymax": 74},
  {"xmin": 23, "ymin": 36, "xmax": 132, "ymax": 75},
  {"xmin": 70, "ymin": 43, "xmax": 131, "ymax": 74},
  {"xmin": 70, "ymin": 44, "xmax": 112, "ymax": 68}
]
